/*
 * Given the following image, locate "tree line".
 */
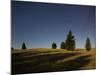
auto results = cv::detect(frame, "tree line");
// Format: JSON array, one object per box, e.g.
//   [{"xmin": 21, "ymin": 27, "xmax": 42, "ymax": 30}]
[
  {"xmin": 12, "ymin": 30, "xmax": 91, "ymax": 51},
  {"xmin": 52, "ymin": 30, "xmax": 91, "ymax": 51}
]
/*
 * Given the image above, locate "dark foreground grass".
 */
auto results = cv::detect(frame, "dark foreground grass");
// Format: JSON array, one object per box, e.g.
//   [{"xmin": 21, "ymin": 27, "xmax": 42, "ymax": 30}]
[{"xmin": 11, "ymin": 49, "xmax": 96, "ymax": 74}]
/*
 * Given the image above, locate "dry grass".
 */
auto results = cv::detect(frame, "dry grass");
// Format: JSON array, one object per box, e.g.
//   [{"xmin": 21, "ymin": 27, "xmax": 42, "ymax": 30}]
[{"xmin": 12, "ymin": 48, "xmax": 96, "ymax": 74}]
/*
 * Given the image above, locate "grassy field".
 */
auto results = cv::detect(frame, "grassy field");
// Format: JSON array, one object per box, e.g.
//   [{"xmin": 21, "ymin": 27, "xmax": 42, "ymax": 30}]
[{"xmin": 11, "ymin": 48, "xmax": 96, "ymax": 74}]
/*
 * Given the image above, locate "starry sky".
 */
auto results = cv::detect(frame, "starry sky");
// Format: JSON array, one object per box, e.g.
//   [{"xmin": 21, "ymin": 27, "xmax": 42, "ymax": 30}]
[{"xmin": 11, "ymin": 1, "xmax": 96, "ymax": 49}]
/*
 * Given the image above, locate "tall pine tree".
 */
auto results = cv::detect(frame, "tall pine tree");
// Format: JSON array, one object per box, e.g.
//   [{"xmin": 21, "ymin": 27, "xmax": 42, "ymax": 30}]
[{"xmin": 65, "ymin": 30, "xmax": 75, "ymax": 50}]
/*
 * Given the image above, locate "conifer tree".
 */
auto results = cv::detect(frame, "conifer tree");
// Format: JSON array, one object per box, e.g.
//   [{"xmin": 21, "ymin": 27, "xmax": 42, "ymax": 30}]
[
  {"xmin": 85, "ymin": 37, "xmax": 91, "ymax": 51},
  {"xmin": 65, "ymin": 30, "xmax": 75, "ymax": 50},
  {"xmin": 52, "ymin": 42, "xmax": 57, "ymax": 49},
  {"xmin": 60, "ymin": 42, "xmax": 65, "ymax": 49},
  {"xmin": 22, "ymin": 42, "xmax": 27, "ymax": 49}
]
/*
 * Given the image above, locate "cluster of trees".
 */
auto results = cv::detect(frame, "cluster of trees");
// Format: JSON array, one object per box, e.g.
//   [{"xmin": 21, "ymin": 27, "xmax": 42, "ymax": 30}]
[{"xmin": 52, "ymin": 30, "xmax": 91, "ymax": 51}]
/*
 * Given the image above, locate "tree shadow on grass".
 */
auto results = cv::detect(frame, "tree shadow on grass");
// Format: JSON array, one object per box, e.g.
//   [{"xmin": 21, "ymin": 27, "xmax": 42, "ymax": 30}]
[
  {"xmin": 12, "ymin": 51, "xmax": 80, "ymax": 63},
  {"xmin": 12, "ymin": 53, "xmax": 91, "ymax": 74},
  {"xmin": 52, "ymin": 55, "xmax": 92, "ymax": 71},
  {"xmin": 27, "ymin": 55, "xmax": 91, "ymax": 73}
]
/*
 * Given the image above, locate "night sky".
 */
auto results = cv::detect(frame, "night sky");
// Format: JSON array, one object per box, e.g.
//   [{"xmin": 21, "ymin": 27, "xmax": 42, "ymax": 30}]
[{"xmin": 11, "ymin": 1, "xmax": 96, "ymax": 49}]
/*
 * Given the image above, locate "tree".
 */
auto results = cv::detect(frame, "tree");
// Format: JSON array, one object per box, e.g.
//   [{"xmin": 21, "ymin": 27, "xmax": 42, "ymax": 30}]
[
  {"xmin": 85, "ymin": 37, "xmax": 91, "ymax": 51},
  {"xmin": 65, "ymin": 30, "xmax": 75, "ymax": 50},
  {"xmin": 52, "ymin": 42, "xmax": 57, "ymax": 49},
  {"xmin": 22, "ymin": 42, "xmax": 27, "ymax": 49},
  {"xmin": 60, "ymin": 42, "xmax": 65, "ymax": 49}
]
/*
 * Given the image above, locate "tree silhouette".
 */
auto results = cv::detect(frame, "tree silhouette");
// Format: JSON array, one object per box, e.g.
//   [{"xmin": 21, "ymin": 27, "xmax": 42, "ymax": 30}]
[
  {"xmin": 60, "ymin": 42, "xmax": 65, "ymax": 49},
  {"xmin": 85, "ymin": 37, "xmax": 91, "ymax": 51},
  {"xmin": 65, "ymin": 30, "xmax": 75, "ymax": 50},
  {"xmin": 52, "ymin": 42, "xmax": 57, "ymax": 49},
  {"xmin": 22, "ymin": 42, "xmax": 27, "ymax": 49}
]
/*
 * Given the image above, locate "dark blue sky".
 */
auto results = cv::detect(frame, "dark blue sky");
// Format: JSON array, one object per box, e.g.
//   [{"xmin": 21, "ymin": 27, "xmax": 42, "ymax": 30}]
[{"xmin": 11, "ymin": 1, "xmax": 96, "ymax": 49}]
